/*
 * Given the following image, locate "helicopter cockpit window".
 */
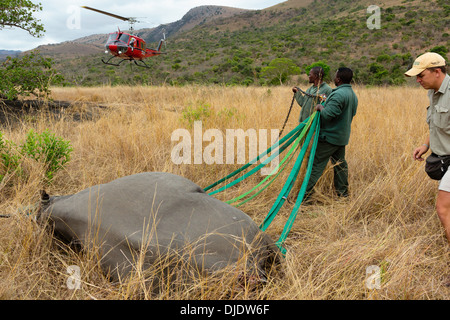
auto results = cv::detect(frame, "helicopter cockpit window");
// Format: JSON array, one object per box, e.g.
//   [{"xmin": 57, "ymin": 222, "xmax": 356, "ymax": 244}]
[
  {"xmin": 118, "ymin": 33, "xmax": 130, "ymax": 44},
  {"xmin": 107, "ymin": 33, "xmax": 118, "ymax": 43}
]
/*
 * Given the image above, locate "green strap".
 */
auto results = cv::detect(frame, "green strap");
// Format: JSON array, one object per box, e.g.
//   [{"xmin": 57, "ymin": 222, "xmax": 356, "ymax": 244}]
[
  {"xmin": 204, "ymin": 121, "xmax": 307, "ymax": 192},
  {"xmin": 259, "ymin": 115, "xmax": 317, "ymax": 232},
  {"xmin": 233, "ymin": 138, "xmax": 303, "ymax": 207},
  {"xmin": 276, "ymin": 114, "xmax": 321, "ymax": 255},
  {"xmin": 203, "ymin": 110, "xmax": 321, "ymax": 257},
  {"xmin": 207, "ymin": 120, "xmax": 312, "ymax": 196},
  {"xmin": 225, "ymin": 130, "xmax": 302, "ymax": 206},
  {"xmin": 259, "ymin": 112, "xmax": 318, "ymax": 232},
  {"xmin": 207, "ymin": 130, "xmax": 298, "ymax": 196}
]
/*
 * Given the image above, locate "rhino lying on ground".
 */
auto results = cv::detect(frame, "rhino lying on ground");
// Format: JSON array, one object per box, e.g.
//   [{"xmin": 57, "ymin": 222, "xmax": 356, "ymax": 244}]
[{"xmin": 38, "ymin": 172, "xmax": 279, "ymax": 287}]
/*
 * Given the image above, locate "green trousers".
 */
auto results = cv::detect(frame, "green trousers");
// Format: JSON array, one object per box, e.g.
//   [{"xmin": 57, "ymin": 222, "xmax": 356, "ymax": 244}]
[{"xmin": 305, "ymin": 140, "xmax": 349, "ymax": 198}]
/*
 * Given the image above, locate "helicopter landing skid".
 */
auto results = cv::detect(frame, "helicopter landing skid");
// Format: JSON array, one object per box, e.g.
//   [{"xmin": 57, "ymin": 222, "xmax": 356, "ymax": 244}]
[
  {"xmin": 101, "ymin": 56, "xmax": 127, "ymax": 67},
  {"xmin": 101, "ymin": 56, "xmax": 151, "ymax": 69},
  {"xmin": 132, "ymin": 60, "xmax": 152, "ymax": 69}
]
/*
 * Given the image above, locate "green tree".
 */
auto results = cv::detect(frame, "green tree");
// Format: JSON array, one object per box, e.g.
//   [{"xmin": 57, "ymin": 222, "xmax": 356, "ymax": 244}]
[
  {"xmin": 305, "ymin": 61, "xmax": 331, "ymax": 80},
  {"xmin": 0, "ymin": 0, "xmax": 45, "ymax": 37},
  {"xmin": 261, "ymin": 58, "xmax": 301, "ymax": 85},
  {"xmin": 0, "ymin": 1, "xmax": 60, "ymax": 100},
  {"xmin": 0, "ymin": 50, "xmax": 63, "ymax": 100}
]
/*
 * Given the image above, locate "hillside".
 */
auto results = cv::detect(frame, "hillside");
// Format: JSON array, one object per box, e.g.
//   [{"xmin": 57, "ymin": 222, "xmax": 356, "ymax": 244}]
[{"xmin": 40, "ymin": 0, "xmax": 449, "ymax": 86}]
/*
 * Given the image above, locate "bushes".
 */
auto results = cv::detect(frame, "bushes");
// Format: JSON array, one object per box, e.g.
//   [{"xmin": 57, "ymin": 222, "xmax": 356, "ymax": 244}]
[
  {"xmin": 0, "ymin": 50, "xmax": 64, "ymax": 100},
  {"xmin": 181, "ymin": 102, "xmax": 211, "ymax": 126},
  {"xmin": 0, "ymin": 129, "xmax": 72, "ymax": 184},
  {"xmin": 367, "ymin": 62, "xmax": 406, "ymax": 85},
  {"xmin": 306, "ymin": 61, "xmax": 331, "ymax": 81},
  {"xmin": 261, "ymin": 58, "xmax": 301, "ymax": 85}
]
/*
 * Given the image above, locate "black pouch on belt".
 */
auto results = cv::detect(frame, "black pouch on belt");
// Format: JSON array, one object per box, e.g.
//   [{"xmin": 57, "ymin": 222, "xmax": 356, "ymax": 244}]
[{"xmin": 425, "ymin": 153, "xmax": 450, "ymax": 180}]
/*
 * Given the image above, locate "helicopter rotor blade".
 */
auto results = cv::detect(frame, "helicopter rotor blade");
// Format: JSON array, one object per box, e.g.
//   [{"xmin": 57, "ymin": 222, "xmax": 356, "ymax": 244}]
[{"xmin": 81, "ymin": 6, "xmax": 131, "ymax": 22}]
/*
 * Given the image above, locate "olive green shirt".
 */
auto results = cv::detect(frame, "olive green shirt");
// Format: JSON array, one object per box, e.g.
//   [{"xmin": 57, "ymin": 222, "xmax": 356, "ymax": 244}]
[
  {"xmin": 319, "ymin": 84, "xmax": 358, "ymax": 146},
  {"xmin": 426, "ymin": 74, "xmax": 450, "ymax": 156},
  {"xmin": 295, "ymin": 83, "xmax": 333, "ymax": 122}
]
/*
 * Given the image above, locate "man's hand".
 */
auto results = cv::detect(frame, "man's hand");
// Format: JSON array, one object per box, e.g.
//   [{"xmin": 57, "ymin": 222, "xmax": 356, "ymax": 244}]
[
  {"xmin": 292, "ymin": 87, "xmax": 300, "ymax": 93},
  {"xmin": 315, "ymin": 104, "xmax": 324, "ymax": 112},
  {"xmin": 413, "ymin": 144, "xmax": 429, "ymax": 161}
]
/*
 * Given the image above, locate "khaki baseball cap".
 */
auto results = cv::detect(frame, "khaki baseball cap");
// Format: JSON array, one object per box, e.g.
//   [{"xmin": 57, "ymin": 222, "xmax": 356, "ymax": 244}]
[{"xmin": 405, "ymin": 52, "xmax": 447, "ymax": 77}]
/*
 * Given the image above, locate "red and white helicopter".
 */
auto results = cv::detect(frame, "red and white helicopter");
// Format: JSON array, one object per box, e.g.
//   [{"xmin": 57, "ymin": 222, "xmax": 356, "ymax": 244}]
[{"xmin": 82, "ymin": 6, "xmax": 166, "ymax": 68}]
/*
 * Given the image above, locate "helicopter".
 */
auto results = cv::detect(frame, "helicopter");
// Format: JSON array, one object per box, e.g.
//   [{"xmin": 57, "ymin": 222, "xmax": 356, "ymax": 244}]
[{"xmin": 81, "ymin": 6, "xmax": 166, "ymax": 68}]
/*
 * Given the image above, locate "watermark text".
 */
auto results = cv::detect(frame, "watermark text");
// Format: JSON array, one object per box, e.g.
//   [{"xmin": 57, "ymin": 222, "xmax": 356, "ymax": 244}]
[{"xmin": 171, "ymin": 121, "xmax": 279, "ymax": 176}]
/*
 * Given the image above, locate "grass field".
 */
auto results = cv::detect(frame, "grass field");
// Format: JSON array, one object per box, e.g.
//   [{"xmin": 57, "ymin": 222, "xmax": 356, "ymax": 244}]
[{"xmin": 0, "ymin": 85, "xmax": 448, "ymax": 300}]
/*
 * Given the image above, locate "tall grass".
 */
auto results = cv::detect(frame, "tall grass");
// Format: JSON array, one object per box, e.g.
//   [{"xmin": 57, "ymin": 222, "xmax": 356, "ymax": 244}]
[{"xmin": 0, "ymin": 85, "xmax": 448, "ymax": 299}]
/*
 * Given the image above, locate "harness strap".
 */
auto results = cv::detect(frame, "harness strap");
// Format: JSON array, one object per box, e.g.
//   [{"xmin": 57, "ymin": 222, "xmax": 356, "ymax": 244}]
[
  {"xmin": 259, "ymin": 112, "xmax": 319, "ymax": 232},
  {"xmin": 276, "ymin": 115, "xmax": 321, "ymax": 254},
  {"xmin": 204, "ymin": 120, "xmax": 307, "ymax": 193},
  {"xmin": 226, "ymin": 126, "xmax": 303, "ymax": 206}
]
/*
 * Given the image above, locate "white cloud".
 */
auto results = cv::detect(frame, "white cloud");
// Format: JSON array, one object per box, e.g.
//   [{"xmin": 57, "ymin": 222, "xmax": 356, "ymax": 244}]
[{"xmin": 0, "ymin": 0, "xmax": 284, "ymax": 51}]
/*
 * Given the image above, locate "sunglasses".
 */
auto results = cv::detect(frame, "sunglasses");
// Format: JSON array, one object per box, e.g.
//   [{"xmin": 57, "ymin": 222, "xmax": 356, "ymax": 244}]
[{"xmin": 417, "ymin": 70, "xmax": 429, "ymax": 78}]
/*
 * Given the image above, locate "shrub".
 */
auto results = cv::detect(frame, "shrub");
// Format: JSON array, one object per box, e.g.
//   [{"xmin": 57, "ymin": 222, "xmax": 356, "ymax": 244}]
[
  {"xmin": 0, "ymin": 130, "xmax": 73, "ymax": 183},
  {"xmin": 0, "ymin": 50, "xmax": 64, "ymax": 100},
  {"xmin": 376, "ymin": 54, "xmax": 391, "ymax": 63},
  {"xmin": 181, "ymin": 102, "xmax": 211, "ymax": 126},
  {"xmin": 20, "ymin": 129, "xmax": 73, "ymax": 181}
]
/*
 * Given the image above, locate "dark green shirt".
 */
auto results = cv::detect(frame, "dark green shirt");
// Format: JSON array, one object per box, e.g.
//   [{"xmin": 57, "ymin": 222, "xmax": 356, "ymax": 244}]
[
  {"xmin": 319, "ymin": 84, "xmax": 358, "ymax": 146},
  {"xmin": 295, "ymin": 83, "xmax": 333, "ymax": 122}
]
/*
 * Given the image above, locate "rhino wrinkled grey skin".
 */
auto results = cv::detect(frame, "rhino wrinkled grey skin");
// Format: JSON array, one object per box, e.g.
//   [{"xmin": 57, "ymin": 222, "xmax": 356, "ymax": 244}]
[{"xmin": 38, "ymin": 172, "xmax": 280, "ymax": 284}]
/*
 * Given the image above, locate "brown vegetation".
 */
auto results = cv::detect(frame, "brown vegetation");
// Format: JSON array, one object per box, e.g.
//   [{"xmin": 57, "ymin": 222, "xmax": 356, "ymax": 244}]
[{"xmin": 0, "ymin": 85, "xmax": 448, "ymax": 299}]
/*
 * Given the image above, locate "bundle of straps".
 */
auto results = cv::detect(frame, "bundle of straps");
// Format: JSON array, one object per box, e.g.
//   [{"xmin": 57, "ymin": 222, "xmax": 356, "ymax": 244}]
[{"xmin": 204, "ymin": 110, "xmax": 321, "ymax": 255}]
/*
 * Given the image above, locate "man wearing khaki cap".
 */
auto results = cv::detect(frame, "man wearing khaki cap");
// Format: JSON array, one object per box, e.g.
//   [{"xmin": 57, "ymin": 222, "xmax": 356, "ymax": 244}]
[{"xmin": 407, "ymin": 52, "xmax": 450, "ymax": 245}]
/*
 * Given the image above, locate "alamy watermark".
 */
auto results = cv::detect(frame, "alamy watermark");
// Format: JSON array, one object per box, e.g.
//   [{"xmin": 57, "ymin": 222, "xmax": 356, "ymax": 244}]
[
  {"xmin": 66, "ymin": 4, "xmax": 382, "ymax": 31},
  {"xmin": 171, "ymin": 121, "xmax": 280, "ymax": 176},
  {"xmin": 66, "ymin": 4, "xmax": 382, "ymax": 38},
  {"xmin": 367, "ymin": 5, "xmax": 381, "ymax": 30},
  {"xmin": 365, "ymin": 265, "xmax": 382, "ymax": 290},
  {"xmin": 66, "ymin": 5, "xmax": 81, "ymax": 30},
  {"xmin": 66, "ymin": 265, "xmax": 81, "ymax": 290}
]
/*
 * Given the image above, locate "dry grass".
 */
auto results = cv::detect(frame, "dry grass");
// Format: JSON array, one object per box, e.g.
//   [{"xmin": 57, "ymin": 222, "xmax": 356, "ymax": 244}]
[{"xmin": 0, "ymin": 85, "xmax": 448, "ymax": 300}]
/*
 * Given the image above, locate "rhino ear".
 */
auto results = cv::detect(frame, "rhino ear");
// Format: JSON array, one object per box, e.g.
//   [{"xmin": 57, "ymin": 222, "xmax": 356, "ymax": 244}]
[
  {"xmin": 40, "ymin": 190, "xmax": 50, "ymax": 205},
  {"xmin": 37, "ymin": 190, "xmax": 51, "ymax": 223}
]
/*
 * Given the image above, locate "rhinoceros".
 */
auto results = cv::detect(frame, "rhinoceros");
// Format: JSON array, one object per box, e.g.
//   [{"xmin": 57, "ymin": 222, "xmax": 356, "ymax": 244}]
[{"xmin": 38, "ymin": 172, "xmax": 279, "ymax": 286}]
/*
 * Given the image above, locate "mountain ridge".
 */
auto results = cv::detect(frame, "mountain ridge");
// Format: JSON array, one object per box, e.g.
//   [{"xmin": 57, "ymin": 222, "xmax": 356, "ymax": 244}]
[
  {"xmin": 0, "ymin": 49, "xmax": 21, "ymax": 60},
  {"xmin": 61, "ymin": 6, "xmax": 250, "ymax": 48}
]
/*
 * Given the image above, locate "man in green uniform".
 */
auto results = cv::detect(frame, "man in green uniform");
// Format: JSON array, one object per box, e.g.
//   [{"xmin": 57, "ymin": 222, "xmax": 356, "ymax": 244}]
[
  {"xmin": 305, "ymin": 67, "xmax": 358, "ymax": 199},
  {"xmin": 293, "ymin": 67, "xmax": 333, "ymax": 123}
]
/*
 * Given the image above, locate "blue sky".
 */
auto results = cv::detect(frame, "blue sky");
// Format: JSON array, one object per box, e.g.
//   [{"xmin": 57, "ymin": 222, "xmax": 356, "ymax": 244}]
[{"xmin": 0, "ymin": 0, "xmax": 285, "ymax": 51}]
